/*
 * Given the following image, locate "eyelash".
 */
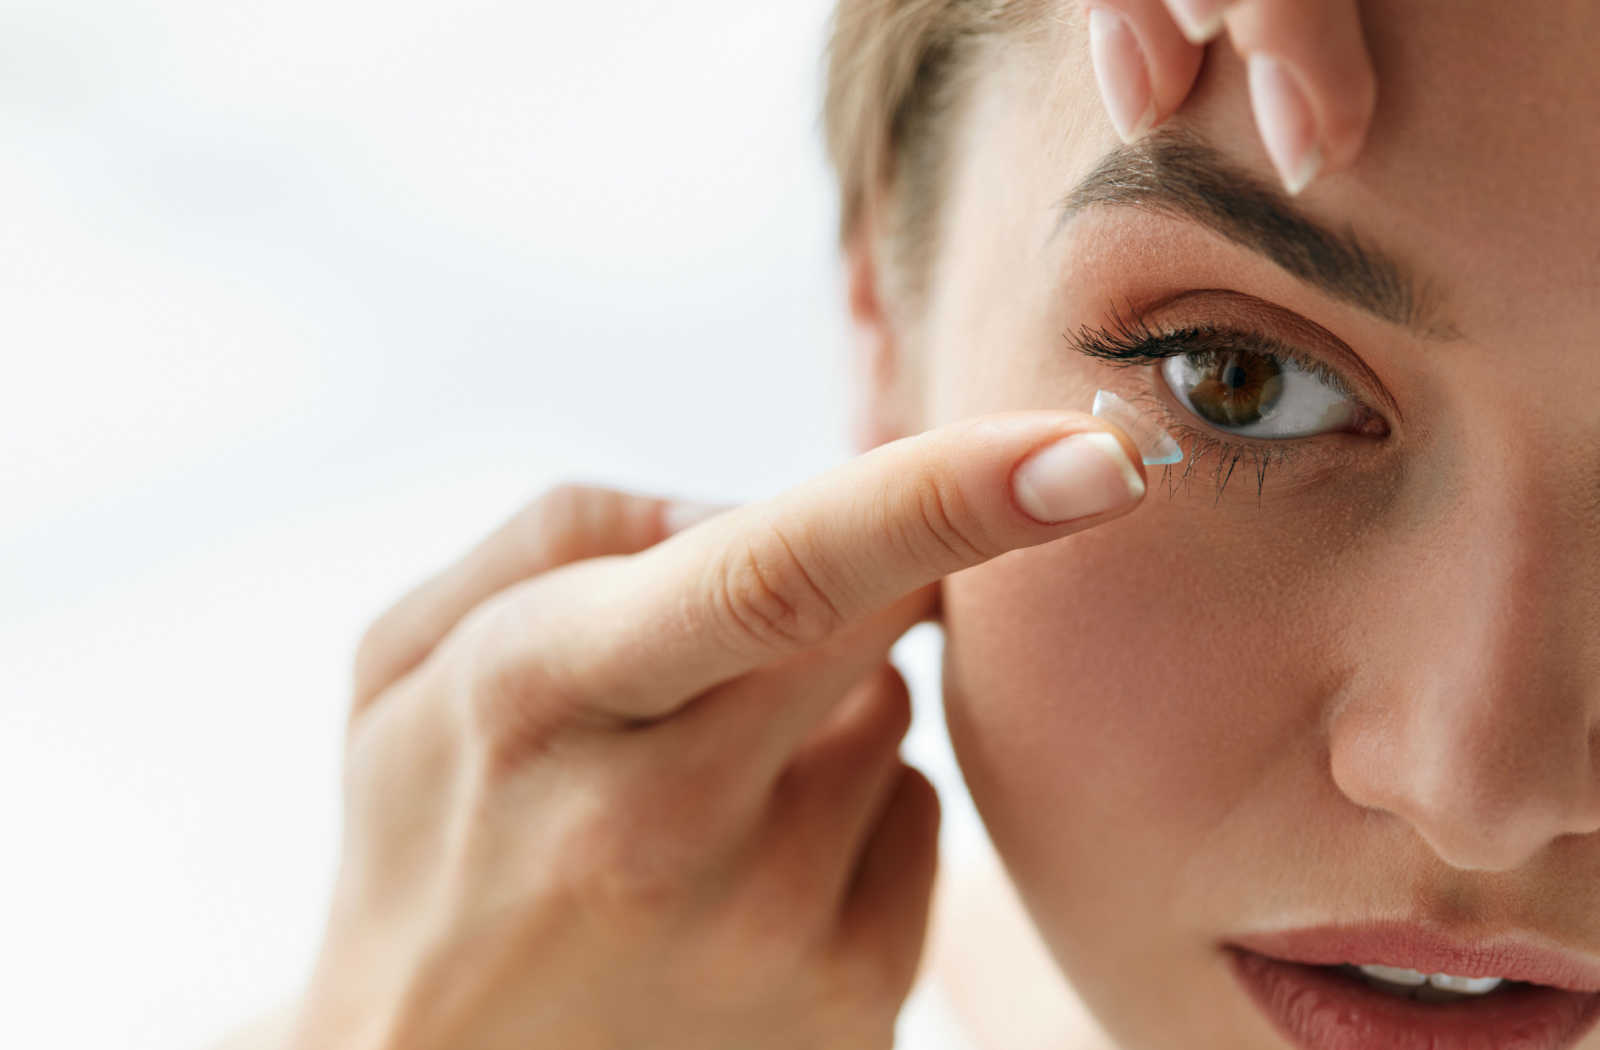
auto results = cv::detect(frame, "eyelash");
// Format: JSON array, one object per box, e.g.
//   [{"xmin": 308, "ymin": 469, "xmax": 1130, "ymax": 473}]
[{"xmin": 1063, "ymin": 307, "xmax": 1367, "ymax": 506}]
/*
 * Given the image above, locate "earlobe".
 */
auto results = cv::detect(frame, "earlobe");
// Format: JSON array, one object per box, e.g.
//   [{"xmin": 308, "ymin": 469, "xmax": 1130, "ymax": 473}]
[{"xmin": 844, "ymin": 221, "xmax": 916, "ymax": 455}]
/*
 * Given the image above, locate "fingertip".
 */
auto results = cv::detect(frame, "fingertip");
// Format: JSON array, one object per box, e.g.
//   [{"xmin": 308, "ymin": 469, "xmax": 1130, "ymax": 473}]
[
  {"xmin": 1246, "ymin": 50, "xmax": 1322, "ymax": 195},
  {"xmin": 1226, "ymin": 0, "xmax": 1378, "ymax": 185},
  {"xmin": 1136, "ymin": 4, "xmax": 1208, "ymax": 120},
  {"xmin": 1165, "ymin": 0, "xmax": 1229, "ymax": 46},
  {"xmin": 1088, "ymin": 5, "xmax": 1158, "ymax": 144},
  {"xmin": 1321, "ymin": 67, "xmax": 1378, "ymax": 173},
  {"xmin": 1099, "ymin": 421, "xmax": 1151, "ymax": 496}
]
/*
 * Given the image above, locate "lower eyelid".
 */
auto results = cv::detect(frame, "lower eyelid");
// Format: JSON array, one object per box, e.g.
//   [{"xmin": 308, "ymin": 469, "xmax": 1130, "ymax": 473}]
[{"xmin": 1118, "ymin": 383, "xmax": 1379, "ymax": 504}]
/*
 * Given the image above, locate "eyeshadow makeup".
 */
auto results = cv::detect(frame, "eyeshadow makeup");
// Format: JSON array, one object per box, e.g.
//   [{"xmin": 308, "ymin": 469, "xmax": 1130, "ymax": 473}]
[{"xmin": 1092, "ymin": 388, "xmax": 1184, "ymax": 466}]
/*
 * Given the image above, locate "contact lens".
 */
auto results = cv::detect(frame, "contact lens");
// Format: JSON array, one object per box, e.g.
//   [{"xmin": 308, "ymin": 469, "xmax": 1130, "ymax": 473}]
[{"xmin": 1092, "ymin": 389, "xmax": 1183, "ymax": 466}]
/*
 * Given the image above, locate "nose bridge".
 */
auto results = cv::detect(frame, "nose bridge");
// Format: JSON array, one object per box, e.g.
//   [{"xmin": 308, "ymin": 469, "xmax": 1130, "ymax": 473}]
[{"xmin": 1328, "ymin": 441, "xmax": 1600, "ymax": 871}]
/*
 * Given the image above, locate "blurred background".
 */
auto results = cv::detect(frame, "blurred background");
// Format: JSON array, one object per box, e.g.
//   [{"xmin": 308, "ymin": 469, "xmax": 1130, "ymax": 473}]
[{"xmin": 0, "ymin": 2, "xmax": 987, "ymax": 1047}]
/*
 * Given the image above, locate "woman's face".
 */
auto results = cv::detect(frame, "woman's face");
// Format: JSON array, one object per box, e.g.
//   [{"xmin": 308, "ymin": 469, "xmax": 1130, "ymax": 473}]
[{"xmin": 883, "ymin": 2, "xmax": 1600, "ymax": 1047}]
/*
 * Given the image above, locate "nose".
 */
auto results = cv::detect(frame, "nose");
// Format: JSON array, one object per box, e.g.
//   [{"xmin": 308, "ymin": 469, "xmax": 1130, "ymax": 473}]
[{"xmin": 1326, "ymin": 467, "xmax": 1600, "ymax": 872}]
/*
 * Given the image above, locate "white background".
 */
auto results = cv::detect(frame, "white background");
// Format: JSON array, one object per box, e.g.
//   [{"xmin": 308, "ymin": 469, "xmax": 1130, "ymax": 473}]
[{"xmin": 0, "ymin": 3, "xmax": 987, "ymax": 1048}]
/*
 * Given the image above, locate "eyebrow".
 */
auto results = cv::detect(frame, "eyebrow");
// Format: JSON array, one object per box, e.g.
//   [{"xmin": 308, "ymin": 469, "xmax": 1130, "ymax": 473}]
[{"xmin": 1055, "ymin": 127, "xmax": 1462, "ymax": 341}]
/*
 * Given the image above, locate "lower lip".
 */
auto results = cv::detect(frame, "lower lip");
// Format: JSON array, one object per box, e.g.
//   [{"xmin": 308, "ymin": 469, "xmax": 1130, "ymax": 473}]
[{"xmin": 1225, "ymin": 946, "xmax": 1600, "ymax": 1050}]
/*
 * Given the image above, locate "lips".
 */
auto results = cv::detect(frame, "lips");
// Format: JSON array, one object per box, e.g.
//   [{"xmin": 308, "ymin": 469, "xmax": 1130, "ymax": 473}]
[
  {"xmin": 1226, "ymin": 948, "xmax": 1600, "ymax": 1050},
  {"xmin": 1228, "ymin": 922, "xmax": 1600, "ymax": 993},
  {"xmin": 1221, "ymin": 922, "xmax": 1600, "ymax": 1050}
]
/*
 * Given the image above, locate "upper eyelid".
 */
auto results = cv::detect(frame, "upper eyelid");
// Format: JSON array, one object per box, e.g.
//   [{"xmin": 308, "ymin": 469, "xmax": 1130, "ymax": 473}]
[
  {"xmin": 1067, "ymin": 323, "xmax": 1391, "ymax": 453},
  {"xmin": 1070, "ymin": 289, "xmax": 1405, "ymax": 424},
  {"xmin": 1067, "ymin": 319, "xmax": 1369, "ymax": 408}
]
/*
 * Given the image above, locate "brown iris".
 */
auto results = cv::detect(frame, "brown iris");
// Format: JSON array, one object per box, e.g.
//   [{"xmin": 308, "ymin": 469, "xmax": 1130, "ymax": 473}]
[{"xmin": 1184, "ymin": 350, "xmax": 1285, "ymax": 426}]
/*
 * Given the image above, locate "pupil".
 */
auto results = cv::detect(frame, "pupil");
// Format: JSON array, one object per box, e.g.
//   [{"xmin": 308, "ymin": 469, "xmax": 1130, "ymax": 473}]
[{"xmin": 1223, "ymin": 364, "xmax": 1248, "ymax": 389}]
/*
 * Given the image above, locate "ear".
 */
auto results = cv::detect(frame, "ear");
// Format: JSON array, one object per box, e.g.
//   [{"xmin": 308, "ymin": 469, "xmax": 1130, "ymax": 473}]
[{"xmin": 844, "ymin": 218, "xmax": 919, "ymax": 456}]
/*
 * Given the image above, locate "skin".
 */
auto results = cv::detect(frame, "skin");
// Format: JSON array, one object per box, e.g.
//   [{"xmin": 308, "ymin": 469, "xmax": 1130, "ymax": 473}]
[
  {"xmin": 235, "ymin": 404, "xmax": 1153, "ymax": 1049},
  {"xmin": 847, "ymin": 2, "xmax": 1600, "ymax": 1048},
  {"xmin": 1083, "ymin": 0, "xmax": 1378, "ymax": 193},
  {"xmin": 207, "ymin": 2, "xmax": 1593, "ymax": 1049}
]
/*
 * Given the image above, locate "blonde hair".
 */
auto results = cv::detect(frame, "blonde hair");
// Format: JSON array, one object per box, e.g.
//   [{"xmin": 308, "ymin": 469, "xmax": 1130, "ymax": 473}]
[{"xmin": 821, "ymin": 1, "xmax": 1045, "ymax": 305}]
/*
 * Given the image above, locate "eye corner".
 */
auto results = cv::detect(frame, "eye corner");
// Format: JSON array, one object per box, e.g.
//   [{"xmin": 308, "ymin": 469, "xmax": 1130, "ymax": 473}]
[{"xmin": 1351, "ymin": 410, "xmax": 1392, "ymax": 440}]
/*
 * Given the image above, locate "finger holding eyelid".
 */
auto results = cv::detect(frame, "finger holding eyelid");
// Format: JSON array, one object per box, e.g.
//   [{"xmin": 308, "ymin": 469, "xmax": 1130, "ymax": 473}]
[
  {"xmin": 1086, "ymin": 0, "xmax": 1204, "ymax": 144},
  {"xmin": 1159, "ymin": 0, "xmax": 1237, "ymax": 46},
  {"xmin": 1222, "ymin": 0, "xmax": 1377, "ymax": 190}
]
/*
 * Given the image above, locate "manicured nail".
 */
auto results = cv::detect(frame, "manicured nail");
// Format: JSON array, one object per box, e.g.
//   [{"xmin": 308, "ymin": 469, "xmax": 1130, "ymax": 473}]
[
  {"xmin": 1167, "ymin": 0, "xmax": 1229, "ymax": 44},
  {"xmin": 1088, "ymin": 7, "xmax": 1157, "ymax": 145},
  {"xmin": 1012, "ymin": 431, "xmax": 1145, "ymax": 525},
  {"xmin": 1247, "ymin": 52, "xmax": 1322, "ymax": 195},
  {"xmin": 664, "ymin": 500, "xmax": 734, "ymax": 535}
]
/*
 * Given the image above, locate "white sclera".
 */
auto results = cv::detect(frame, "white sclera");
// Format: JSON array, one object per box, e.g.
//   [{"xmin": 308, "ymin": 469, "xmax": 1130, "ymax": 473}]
[{"xmin": 1092, "ymin": 389, "xmax": 1183, "ymax": 466}]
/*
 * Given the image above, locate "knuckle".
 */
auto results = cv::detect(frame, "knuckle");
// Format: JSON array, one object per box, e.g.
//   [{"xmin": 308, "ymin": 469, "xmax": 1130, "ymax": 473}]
[
  {"xmin": 455, "ymin": 589, "xmax": 565, "ymax": 759},
  {"xmin": 527, "ymin": 481, "xmax": 592, "ymax": 546},
  {"xmin": 459, "ymin": 588, "xmax": 526, "ymax": 699},
  {"xmin": 351, "ymin": 577, "xmax": 441, "ymax": 705},
  {"xmin": 903, "ymin": 472, "xmax": 989, "ymax": 568},
  {"xmin": 843, "ymin": 669, "xmax": 913, "ymax": 753},
  {"xmin": 351, "ymin": 616, "xmax": 398, "ymax": 700},
  {"xmin": 712, "ymin": 526, "xmax": 846, "ymax": 652}
]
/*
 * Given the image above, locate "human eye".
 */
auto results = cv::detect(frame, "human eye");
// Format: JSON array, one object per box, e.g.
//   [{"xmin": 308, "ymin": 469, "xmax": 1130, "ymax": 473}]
[{"xmin": 1063, "ymin": 307, "xmax": 1390, "ymax": 502}]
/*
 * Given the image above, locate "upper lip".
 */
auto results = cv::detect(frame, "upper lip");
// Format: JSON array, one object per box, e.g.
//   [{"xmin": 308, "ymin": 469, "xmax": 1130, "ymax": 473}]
[{"xmin": 1227, "ymin": 922, "xmax": 1600, "ymax": 993}]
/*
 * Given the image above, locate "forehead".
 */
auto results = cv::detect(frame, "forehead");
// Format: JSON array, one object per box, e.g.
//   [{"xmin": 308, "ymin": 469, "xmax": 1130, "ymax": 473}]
[
  {"xmin": 1333, "ymin": 0, "xmax": 1600, "ymax": 330},
  {"xmin": 995, "ymin": 0, "xmax": 1600, "ymax": 345}
]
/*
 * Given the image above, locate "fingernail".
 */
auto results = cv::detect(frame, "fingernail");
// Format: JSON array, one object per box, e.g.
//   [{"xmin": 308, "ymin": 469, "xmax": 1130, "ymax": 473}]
[
  {"xmin": 1088, "ymin": 7, "xmax": 1157, "ymax": 145},
  {"xmin": 664, "ymin": 500, "xmax": 733, "ymax": 535},
  {"xmin": 1247, "ymin": 52, "xmax": 1322, "ymax": 195},
  {"xmin": 1167, "ymin": 0, "xmax": 1229, "ymax": 44},
  {"xmin": 1012, "ymin": 431, "xmax": 1146, "ymax": 525}
]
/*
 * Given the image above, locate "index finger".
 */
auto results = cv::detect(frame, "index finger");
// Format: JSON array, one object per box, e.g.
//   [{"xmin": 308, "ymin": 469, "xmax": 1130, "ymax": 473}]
[{"xmin": 490, "ymin": 410, "xmax": 1148, "ymax": 720}]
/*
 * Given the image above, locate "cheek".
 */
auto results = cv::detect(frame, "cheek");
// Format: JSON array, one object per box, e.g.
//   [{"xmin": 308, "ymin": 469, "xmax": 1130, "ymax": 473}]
[{"xmin": 939, "ymin": 522, "xmax": 1343, "ymax": 952}]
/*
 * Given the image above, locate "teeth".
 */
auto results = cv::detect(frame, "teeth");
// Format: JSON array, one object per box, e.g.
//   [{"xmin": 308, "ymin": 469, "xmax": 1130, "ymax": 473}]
[
  {"xmin": 1358, "ymin": 964, "xmax": 1429, "ymax": 986},
  {"xmin": 1428, "ymin": 973, "xmax": 1505, "ymax": 994},
  {"xmin": 1353, "ymin": 964, "xmax": 1505, "ymax": 997}
]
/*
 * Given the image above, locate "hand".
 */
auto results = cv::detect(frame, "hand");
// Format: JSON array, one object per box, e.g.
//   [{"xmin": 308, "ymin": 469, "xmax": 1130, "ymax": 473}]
[
  {"xmin": 289, "ymin": 412, "xmax": 1148, "ymax": 1050},
  {"xmin": 1085, "ymin": 0, "xmax": 1377, "ymax": 194}
]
